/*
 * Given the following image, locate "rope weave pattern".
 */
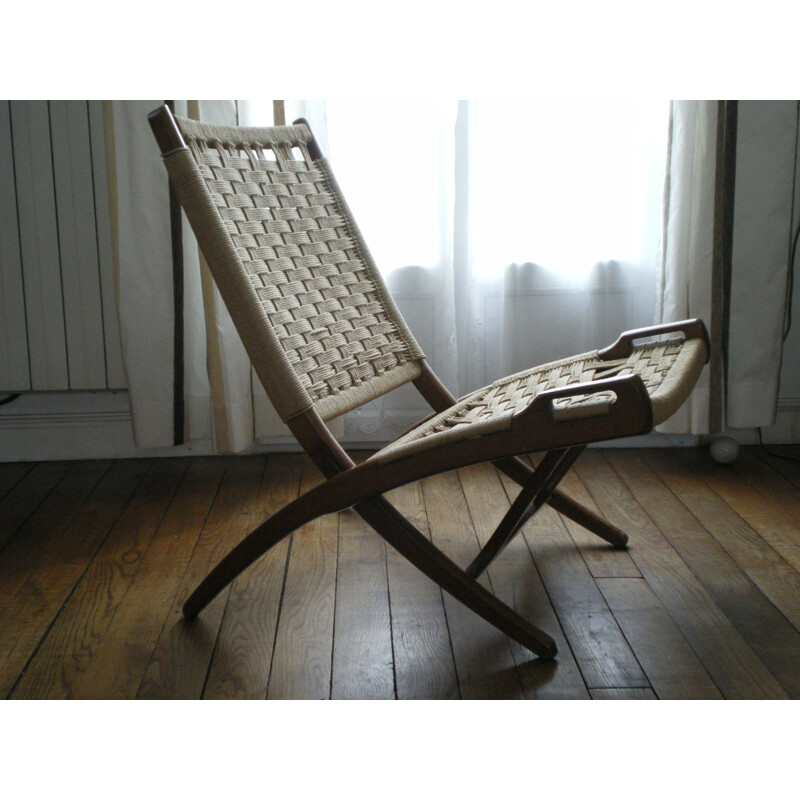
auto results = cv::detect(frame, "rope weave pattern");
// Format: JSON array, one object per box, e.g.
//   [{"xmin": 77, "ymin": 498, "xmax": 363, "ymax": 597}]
[
  {"xmin": 443, "ymin": 338, "xmax": 684, "ymax": 429},
  {"xmin": 375, "ymin": 338, "xmax": 686, "ymax": 462},
  {"xmin": 181, "ymin": 129, "xmax": 420, "ymax": 410}
]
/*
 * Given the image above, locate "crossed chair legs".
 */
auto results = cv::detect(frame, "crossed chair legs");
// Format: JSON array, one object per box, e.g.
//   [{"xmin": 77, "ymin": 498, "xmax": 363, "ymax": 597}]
[{"xmin": 182, "ymin": 427, "xmax": 630, "ymax": 660}]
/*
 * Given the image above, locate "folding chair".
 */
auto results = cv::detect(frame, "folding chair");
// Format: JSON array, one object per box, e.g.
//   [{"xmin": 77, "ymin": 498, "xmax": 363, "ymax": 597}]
[{"xmin": 147, "ymin": 105, "xmax": 709, "ymax": 659}]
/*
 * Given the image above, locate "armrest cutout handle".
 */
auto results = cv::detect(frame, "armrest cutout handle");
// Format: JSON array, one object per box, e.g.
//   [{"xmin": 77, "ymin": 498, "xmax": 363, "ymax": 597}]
[
  {"xmin": 597, "ymin": 318, "xmax": 709, "ymax": 363},
  {"xmin": 515, "ymin": 373, "xmax": 653, "ymax": 431}
]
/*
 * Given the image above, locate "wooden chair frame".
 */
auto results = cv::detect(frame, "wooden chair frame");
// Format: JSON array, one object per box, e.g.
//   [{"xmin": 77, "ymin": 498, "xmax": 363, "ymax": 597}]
[{"xmin": 147, "ymin": 105, "xmax": 710, "ymax": 659}]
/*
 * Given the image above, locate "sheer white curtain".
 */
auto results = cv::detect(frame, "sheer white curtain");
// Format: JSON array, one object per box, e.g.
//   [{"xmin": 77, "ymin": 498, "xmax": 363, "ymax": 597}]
[
  {"xmin": 116, "ymin": 98, "xmax": 769, "ymax": 453},
  {"xmin": 107, "ymin": 98, "xmax": 673, "ymax": 452},
  {"xmin": 655, "ymin": 100, "xmax": 719, "ymax": 434},
  {"xmin": 321, "ymin": 99, "xmax": 670, "ymax": 442}
]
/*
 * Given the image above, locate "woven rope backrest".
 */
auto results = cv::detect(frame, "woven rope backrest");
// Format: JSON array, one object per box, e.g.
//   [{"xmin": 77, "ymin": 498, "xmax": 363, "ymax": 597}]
[{"xmin": 161, "ymin": 114, "xmax": 424, "ymax": 422}]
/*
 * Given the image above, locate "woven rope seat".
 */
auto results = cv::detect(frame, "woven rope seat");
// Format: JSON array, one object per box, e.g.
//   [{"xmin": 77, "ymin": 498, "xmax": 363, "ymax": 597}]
[
  {"xmin": 373, "ymin": 335, "xmax": 707, "ymax": 464},
  {"xmin": 148, "ymin": 105, "xmax": 711, "ymax": 661}
]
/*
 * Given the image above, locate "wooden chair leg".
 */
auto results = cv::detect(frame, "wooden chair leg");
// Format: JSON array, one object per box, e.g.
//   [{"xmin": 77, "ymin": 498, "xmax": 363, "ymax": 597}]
[
  {"xmin": 182, "ymin": 469, "xmax": 557, "ymax": 658},
  {"xmin": 467, "ymin": 447, "xmax": 584, "ymax": 578},
  {"xmin": 182, "ymin": 477, "xmax": 350, "ymax": 619},
  {"xmin": 493, "ymin": 455, "xmax": 629, "ymax": 548},
  {"xmin": 353, "ymin": 495, "xmax": 557, "ymax": 659},
  {"xmin": 547, "ymin": 491, "xmax": 628, "ymax": 548}
]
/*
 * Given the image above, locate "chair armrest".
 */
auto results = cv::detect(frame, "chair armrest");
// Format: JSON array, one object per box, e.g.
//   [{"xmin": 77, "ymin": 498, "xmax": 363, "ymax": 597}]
[
  {"xmin": 512, "ymin": 374, "xmax": 654, "ymax": 443},
  {"xmin": 597, "ymin": 318, "xmax": 710, "ymax": 362}
]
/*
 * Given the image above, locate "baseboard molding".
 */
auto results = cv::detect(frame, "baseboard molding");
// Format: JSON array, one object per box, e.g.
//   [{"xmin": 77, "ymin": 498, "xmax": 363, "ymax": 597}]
[
  {"xmin": 2, "ymin": 393, "xmax": 799, "ymax": 462},
  {"xmin": 0, "ymin": 392, "xmax": 213, "ymax": 461}
]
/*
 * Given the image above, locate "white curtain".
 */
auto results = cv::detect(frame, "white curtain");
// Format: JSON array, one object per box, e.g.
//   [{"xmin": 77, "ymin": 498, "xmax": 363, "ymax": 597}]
[
  {"xmin": 108, "ymin": 100, "xmax": 294, "ymax": 453},
  {"xmin": 656, "ymin": 100, "xmax": 796, "ymax": 435},
  {"xmin": 655, "ymin": 100, "xmax": 719, "ymax": 434},
  {"xmin": 321, "ymin": 99, "xmax": 670, "ymax": 442},
  {"xmin": 107, "ymin": 98, "xmax": 793, "ymax": 453}
]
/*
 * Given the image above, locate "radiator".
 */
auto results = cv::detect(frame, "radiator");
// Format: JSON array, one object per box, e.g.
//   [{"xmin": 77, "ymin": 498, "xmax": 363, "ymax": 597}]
[{"xmin": 0, "ymin": 100, "xmax": 125, "ymax": 392}]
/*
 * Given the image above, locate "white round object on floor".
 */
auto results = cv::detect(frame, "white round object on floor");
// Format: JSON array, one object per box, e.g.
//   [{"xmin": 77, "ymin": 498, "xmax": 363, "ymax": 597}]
[{"xmin": 710, "ymin": 436, "xmax": 739, "ymax": 464}]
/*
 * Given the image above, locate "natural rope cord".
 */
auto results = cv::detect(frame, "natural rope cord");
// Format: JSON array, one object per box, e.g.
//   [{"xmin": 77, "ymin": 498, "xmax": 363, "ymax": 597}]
[
  {"xmin": 373, "ymin": 336, "xmax": 708, "ymax": 464},
  {"xmin": 166, "ymin": 115, "xmax": 423, "ymax": 422}
]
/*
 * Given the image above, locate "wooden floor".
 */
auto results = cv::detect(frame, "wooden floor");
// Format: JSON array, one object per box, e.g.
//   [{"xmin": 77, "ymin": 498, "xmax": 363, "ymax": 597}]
[{"xmin": 2, "ymin": 445, "xmax": 800, "ymax": 700}]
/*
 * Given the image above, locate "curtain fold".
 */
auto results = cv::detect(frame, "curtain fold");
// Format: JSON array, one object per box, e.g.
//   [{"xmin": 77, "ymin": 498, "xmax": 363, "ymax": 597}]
[
  {"xmin": 656, "ymin": 100, "xmax": 795, "ymax": 435},
  {"xmin": 107, "ymin": 100, "xmax": 286, "ymax": 453},
  {"xmin": 106, "ymin": 99, "xmax": 794, "ymax": 453},
  {"xmin": 655, "ymin": 100, "xmax": 719, "ymax": 434}
]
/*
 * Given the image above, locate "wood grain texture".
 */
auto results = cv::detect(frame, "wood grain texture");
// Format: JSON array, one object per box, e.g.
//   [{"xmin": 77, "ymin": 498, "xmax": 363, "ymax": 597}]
[
  {"xmin": 2, "ymin": 449, "xmax": 800, "ymax": 700},
  {"xmin": 614, "ymin": 449, "xmax": 800, "ymax": 697},
  {"xmin": 203, "ymin": 455, "xmax": 303, "ymax": 700},
  {"xmin": 0, "ymin": 461, "xmax": 69, "ymax": 549},
  {"xmin": 0, "ymin": 462, "xmax": 34, "ymax": 504},
  {"xmin": 419, "ymin": 470, "xmax": 525, "ymax": 699},
  {"xmin": 383, "ymin": 480, "xmax": 459, "ymax": 700},
  {"xmin": 681, "ymin": 448, "xmax": 800, "ymax": 573},
  {"xmin": 1, "ymin": 459, "xmax": 146, "ymax": 697},
  {"xmin": 649, "ymin": 449, "xmax": 800, "ymax": 633},
  {"xmin": 330, "ymin": 507, "xmax": 394, "ymax": 699},
  {"xmin": 595, "ymin": 578, "xmax": 722, "ymax": 699},
  {"xmin": 266, "ymin": 459, "xmax": 338, "ymax": 700},
  {"xmin": 10, "ymin": 459, "xmax": 188, "ymax": 699},
  {"xmin": 458, "ymin": 463, "xmax": 589, "ymax": 699},
  {"xmin": 132, "ymin": 457, "xmax": 262, "ymax": 700},
  {"xmin": 513, "ymin": 499, "xmax": 649, "ymax": 691},
  {"xmin": 547, "ymin": 462, "xmax": 641, "ymax": 579},
  {"xmin": 733, "ymin": 446, "xmax": 800, "ymax": 499},
  {"xmin": 0, "ymin": 460, "xmax": 111, "ymax": 597},
  {"xmin": 749, "ymin": 445, "xmax": 800, "ymax": 490},
  {"xmin": 590, "ymin": 687, "xmax": 657, "ymax": 700},
  {"xmin": 575, "ymin": 450, "xmax": 788, "ymax": 699}
]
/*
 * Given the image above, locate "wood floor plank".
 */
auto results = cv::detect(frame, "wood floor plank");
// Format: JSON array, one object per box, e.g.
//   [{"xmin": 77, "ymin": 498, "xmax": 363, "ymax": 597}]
[
  {"xmin": 0, "ymin": 460, "xmax": 128, "ymax": 696},
  {"xmin": 330, "ymin": 508, "xmax": 393, "ymax": 700},
  {"xmin": 513, "ymin": 499, "xmax": 650, "ymax": 691},
  {"xmin": 749, "ymin": 445, "xmax": 800, "ymax": 490},
  {"xmin": 0, "ymin": 461, "xmax": 94, "ymax": 564},
  {"xmin": 575, "ymin": 450, "xmax": 788, "ymax": 699},
  {"xmin": 203, "ymin": 454, "xmax": 304, "ymax": 700},
  {"xmin": 10, "ymin": 459, "xmax": 188, "ymax": 699},
  {"xmin": 132, "ymin": 457, "xmax": 265, "ymax": 700},
  {"xmin": 266, "ymin": 459, "xmax": 338, "ymax": 700},
  {"xmin": 0, "ymin": 461, "xmax": 69, "ymax": 550},
  {"xmin": 680, "ymin": 448, "xmax": 800, "ymax": 574},
  {"xmin": 596, "ymin": 578, "xmax": 722, "ymax": 699},
  {"xmin": 458, "ymin": 462, "xmax": 590, "ymax": 699},
  {"xmin": 608, "ymin": 450, "xmax": 800, "ymax": 699},
  {"xmin": 21, "ymin": 460, "xmax": 150, "ymax": 593},
  {"xmin": 383, "ymin": 480, "xmax": 459, "ymax": 700},
  {"xmin": 590, "ymin": 687, "xmax": 657, "ymax": 699},
  {"xmin": 419, "ymin": 470, "xmax": 525, "ymax": 700},
  {"xmin": 648, "ymin": 449, "xmax": 800, "ymax": 634},
  {"xmin": 538, "ymin": 459, "xmax": 641, "ymax": 580},
  {"xmin": 66, "ymin": 458, "xmax": 228, "ymax": 699},
  {"xmin": 0, "ymin": 461, "xmax": 107, "ymax": 587},
  {"xmin": 733, "ymin": 447, "xmax": 800, "ymax": 502},
  {"xmin": 0, "ymin": 462, "xmax": 34, "ymax": 504},
  {"xmin": 3, "ymin": 448, "xmax": 799, "ymax": 700}
]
